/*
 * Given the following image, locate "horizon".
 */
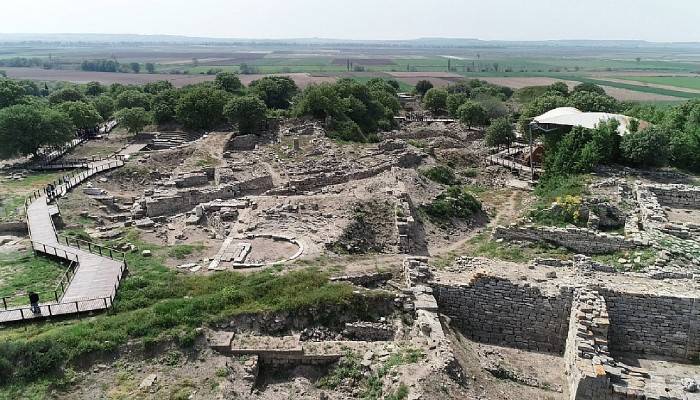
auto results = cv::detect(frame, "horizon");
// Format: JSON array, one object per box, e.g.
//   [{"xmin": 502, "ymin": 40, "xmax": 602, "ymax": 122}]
[
  {"xmin": 0, "ymin": 0, "xmax": 698, "ymax": 42},
  {"xmin": 1, "ymin": 32, "xmax": 699, "ymax": 46}
]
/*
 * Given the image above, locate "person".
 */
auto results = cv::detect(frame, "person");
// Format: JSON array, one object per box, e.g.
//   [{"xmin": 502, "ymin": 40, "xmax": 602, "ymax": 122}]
[{"xmin": 28, "ymin": 291, "xmax": 41, "ymax": 314}]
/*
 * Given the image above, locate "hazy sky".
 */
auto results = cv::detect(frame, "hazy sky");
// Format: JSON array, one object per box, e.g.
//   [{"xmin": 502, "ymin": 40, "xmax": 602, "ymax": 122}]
[{"xmin": 1, "ymin": 0, "xmax": 698, "ymax": 42}]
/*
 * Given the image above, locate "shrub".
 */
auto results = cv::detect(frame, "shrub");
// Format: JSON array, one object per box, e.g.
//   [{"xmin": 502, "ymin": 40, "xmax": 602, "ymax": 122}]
[
  {"xmin": 420, "ymin": 165, "xmax": 458, "ymax": 185},
  {"xmin": 620, "ymin": 126, "xmax": 670, "ymax": 167},
  {"xmin": 422, "ymin": 186, "xmax": 481, "ymax": 222}
]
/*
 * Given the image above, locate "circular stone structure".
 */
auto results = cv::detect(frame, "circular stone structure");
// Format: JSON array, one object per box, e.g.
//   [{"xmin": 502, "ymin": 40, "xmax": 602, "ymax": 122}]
[{"xmin": 233, "ymin": 233, "xmax": 303, "ymax": 268}]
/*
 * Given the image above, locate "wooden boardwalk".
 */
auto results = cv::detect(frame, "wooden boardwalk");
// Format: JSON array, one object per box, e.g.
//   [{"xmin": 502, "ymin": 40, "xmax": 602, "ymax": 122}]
[
  {"xmin": 487, "ymin": 148, "xmax": 544, "ymax": 177},
  {"xmin": 0, "ymin": 158, "xmax": 128, "ymax": 324}
]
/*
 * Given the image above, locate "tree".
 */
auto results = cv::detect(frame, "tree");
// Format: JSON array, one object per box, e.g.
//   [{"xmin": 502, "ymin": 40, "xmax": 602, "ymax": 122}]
[
  {"xmin": 572, "ymin": 82, "xmax": 606, "ymax": 95},
  {"xmin": 116, "ymin": 89, "xmax": 152, "ymax": 110},
  {"xmin": 446, "ymin": 93, "xmax": 469, "ymax": 117},
  {"xmin": 0, "ymin": 105, "xmax": 74, "ymax": 157},
  {"xmin": 473, "ymin": 94, "xmax": 508, "ymax": 120},
  {"xmin": 620, "ymin": 126, "xmax": 670, "ymax": 167},
  {"xmin": 547, "ymin": 82, "xmax": 569, "ymax": 96},
  {"xmin": 457, "ymin": 101, "xmax": 487, "ymax": 128},
  {"xmin": 545, "ymin": 120, "xmax": 621, "ymax": 176},
  {"xmin": 85, "ymin": 81, "xmax": 105, "ymax": 96},
  {"xmin": 130, "ymin": 62, "xmax": 141, "ymax": 73},
  {"xmin": 248, "ymin": 76, "xmax": 298, "ymax": 109},
  {"xmin": 48, "ymin": 87, "xmax": 85, "ymax": 105},
  {"xmin": 115, "ymin": 107, "xmax": 151, "ymax": 134},
  {"xmin": 56, "ymin": 101, "xmax": 102, "ymax": 129},
  {"xmin": 292, "ymin": 80, "xmax": 394, "ymax": 142},
  {"xmin": 214, "ymin": 72, "xmax": 243, "ymax": 93},
  {"xmin": 143, "ymin": 80, "xmax": 174, "ymax": 95},
  {"xmin": 415, "ymin": 80, "xmax": 433, "ymax": 96},
  {"xmin": 422, "ymin": 88, "xmax": 448, "ymax": 114},
  {"xmin": 175, "ymin": 86, "xmax": 229, "ymax": 130},
  {"xmin": 145, "ymin": 63, "xmax": 156, "ymax": 73},
  {"xmin": 568, "ymin": 91, "xmax": 619, "ymax": 113},
  {"xmin": 224, "ymin": 96, "xmax": 268, "ymax": 134},
  {"xmin": 669, "ymin": 130, "xmax": 700, "ymax": 172},
  {"xmin": 92, "ymin": 95, "xmax": 115, "ymax": 120},
  {"xmin": 152, "ymin": 89, "xmax": 179, "ymax": 124},
  {"xmin": 485, "ymin": 117, "xmax": 515, "ymax": 149},
  {"xmin": 0, "ymin": 78, "xmax": 26, "ymax": 108}
]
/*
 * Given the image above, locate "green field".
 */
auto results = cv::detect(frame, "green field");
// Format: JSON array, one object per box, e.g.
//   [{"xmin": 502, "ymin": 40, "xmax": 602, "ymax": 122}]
[
  {"xmin": 0, "ymin": 252, "xmax": 67, "ymax": 307},
  {"xmin": 617, "ymin": 76, "xmax": 700, "ymax": 91}
]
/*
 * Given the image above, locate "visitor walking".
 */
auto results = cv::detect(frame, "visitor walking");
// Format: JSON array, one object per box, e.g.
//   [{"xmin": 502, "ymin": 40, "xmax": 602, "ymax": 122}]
[{"xmin": 28, "ymin": 291, "xmax": 41, "ymax": 314}]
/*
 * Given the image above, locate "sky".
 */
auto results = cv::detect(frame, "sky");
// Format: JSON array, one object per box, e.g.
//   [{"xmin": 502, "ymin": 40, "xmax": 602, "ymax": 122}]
[{"xmin": 1, "ymin": 0, "xmax": 698, "ymax": 42}]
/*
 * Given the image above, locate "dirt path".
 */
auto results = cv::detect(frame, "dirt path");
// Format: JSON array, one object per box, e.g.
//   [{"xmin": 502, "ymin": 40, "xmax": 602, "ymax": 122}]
[{"xmin": 430, "ymin": 188, "xmax": 525, "ymax": 258}]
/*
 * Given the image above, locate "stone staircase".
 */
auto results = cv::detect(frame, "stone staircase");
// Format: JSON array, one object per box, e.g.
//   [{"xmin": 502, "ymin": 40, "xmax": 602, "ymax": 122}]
[{"xmin": 150, "ymin": 131, "xmax": 202, "ymax": 150}]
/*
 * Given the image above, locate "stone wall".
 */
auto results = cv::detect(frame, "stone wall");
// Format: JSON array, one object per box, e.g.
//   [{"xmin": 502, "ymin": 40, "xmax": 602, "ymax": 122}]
[
  {"xmin": 493, "ymin": 225, "xmax": 641, "ymax": 255},
  {"xmin": 599, "ymin": 289, "xmax": 700, "ymax": 360},
  {"xmin": 174, "ymin": 172, "xmax": 209, "ymax": 188},
  {"xmin": 228, "ymin": 134, "xmax": 258, "ymax": 151},
  {"xmin": 144, "ymin": 185, "xmax": 239, "ymax": 217},
  {"xmin": 648, "ymin": 184, "xmax": 700, "ymax": 209},
  {"xmin": 0, "ymin": 221, "xmax": 28, "ymax": 235},
  {"xmin": 565, "ymin": 289, "xmax": 613, "ymax": 400},
  {"xmin": 433, "ymin": 274, "xmax": 574, "ymax": 354}
]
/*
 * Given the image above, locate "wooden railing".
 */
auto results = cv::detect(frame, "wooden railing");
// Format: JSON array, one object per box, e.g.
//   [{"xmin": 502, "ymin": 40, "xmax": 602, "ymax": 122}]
[
  {"xmin": 0, "ymin": 259, "xmax": 77, "ymax": 310},
  {"xmin": 57, "ymin": 235, "xmax": 127, "ymax": 264}
]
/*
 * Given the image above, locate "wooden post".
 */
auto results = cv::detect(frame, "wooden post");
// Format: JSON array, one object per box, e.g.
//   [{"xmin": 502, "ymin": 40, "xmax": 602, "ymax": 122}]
[
  {"xmin": 19, "ymin": 308, "xmax": 24, "ymax": 320},
  {"xmin": 2, "ymin": 298, "xmax": 6, "ymax": 310},
  {"xmin": 47, "ymin": 304, "xmax": 52, "ymax": 316}
]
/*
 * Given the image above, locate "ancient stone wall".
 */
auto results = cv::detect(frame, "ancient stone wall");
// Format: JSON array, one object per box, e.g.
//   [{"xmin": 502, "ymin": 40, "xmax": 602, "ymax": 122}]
[
  {"xmin": 0, "ymin": 221, "xmax": 28, "ymax": 235},
  {"xmin": 648, "ymin": 184, "xmax": 700, "ymax": 209},
  {"xmin": 228, "ymin": 134, "xmax": 258, "ymax": 151},
  {"xmin": 493, "ymin": 225, "xmax": 640, "ymax": 255},
  {"xmin": 145, "ymin": 185, "xmax": 239, "ymax": 217},
  {"xmin": 598, "ymin": 289, "xmax": 700, "ymax": 360},
  {"xmin": 565, "ymin": 289, "xmax": 613, "ymax": 400},
  {"xmin": 432, "ymin": 275, "xmax": 574, "ymax": 354}
]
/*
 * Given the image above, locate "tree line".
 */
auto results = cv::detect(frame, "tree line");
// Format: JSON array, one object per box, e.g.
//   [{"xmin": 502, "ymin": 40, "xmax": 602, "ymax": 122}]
[{"xmin": 0, "ymin": 72, "xmax": 405, "ymax": 158}]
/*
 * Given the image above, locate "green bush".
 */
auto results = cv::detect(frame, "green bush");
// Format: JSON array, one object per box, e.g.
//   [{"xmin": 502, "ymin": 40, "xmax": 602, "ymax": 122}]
[
  {"xmin": 420, "ymin": 165, "xmax": 458, "ymax": 185},
  {"xmin": 422, "ymin": 186, "xmax": 481, "ymax": 222}
]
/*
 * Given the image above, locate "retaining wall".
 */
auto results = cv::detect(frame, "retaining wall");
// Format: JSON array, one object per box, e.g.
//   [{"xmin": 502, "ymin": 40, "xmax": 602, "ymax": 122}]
[
  {"xmin": 648, "ymin": 184, "xmax": 700, "ymax": 209},
  {"xmin": 493, "ymin": 225, "xmax": 640, "ymax": 255},
  {"xmin": 433, "ymin": 275, "xmax": 574, "ymax": 354},
  {"xmin": 598, "ymin": 289, "xmax": 700, "ymax": 360},
  {"xmin": 0, "ymin": 221, "xmax": 28, "ymax": 235}
]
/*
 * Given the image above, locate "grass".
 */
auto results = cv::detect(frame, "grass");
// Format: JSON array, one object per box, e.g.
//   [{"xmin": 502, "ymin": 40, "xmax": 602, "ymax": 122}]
[
  {"xmin": 0, "ymin": 171, "xmax": 72, "ymax": 221},
  {"xmin": 617, "ymin": 76, "xmax": 700, "ymax": 91},
  {"xmin": 592, "ymin": 248, "xmax": 656, "ymax": 271},
  {"xmin": 167, "ymin": 243, "xmax": 205, "ymax": 260},
  {"xmin": 0, "ymin": 228, "xmax": 388, "ymax": 398},
  {"xmin": 529, "ymin": 175, "xmax": 589, "ymax": 226},
  {"xmin": 318, "ymin": 347, "xmax": 422, "ymax": 400},
  {"xmin": 0, "ymin": 251, "xmax": 68, "ymax": 307},
  {"xmin": 452, "ymin": 233, "xmax": 571, "ymax": 264},
  {"xmin": 420, "ymin": 165, "xmax": 459, "ymax": 185}
]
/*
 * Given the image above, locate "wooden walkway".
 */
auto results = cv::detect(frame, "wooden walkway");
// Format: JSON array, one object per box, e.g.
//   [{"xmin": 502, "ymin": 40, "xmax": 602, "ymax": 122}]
[
  {"xmin": 487, "ymin": 148, "xmax": 544, "ymax": 177},
  {"xmin": 0, "ymin": 157, "xmax": 128, "ymax": 324}
]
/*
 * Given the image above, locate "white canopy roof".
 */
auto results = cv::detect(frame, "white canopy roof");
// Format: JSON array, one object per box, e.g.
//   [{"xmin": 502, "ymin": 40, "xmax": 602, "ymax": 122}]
[{"xmin": 533, "ymin": 107, "xmax": 644, "ymax": 135}]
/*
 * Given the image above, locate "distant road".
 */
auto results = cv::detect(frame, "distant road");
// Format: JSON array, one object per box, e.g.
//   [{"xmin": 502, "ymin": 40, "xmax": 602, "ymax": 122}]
[{"xmin": 2, "ymin": 67, "xmax": 335, "ymax": 88}]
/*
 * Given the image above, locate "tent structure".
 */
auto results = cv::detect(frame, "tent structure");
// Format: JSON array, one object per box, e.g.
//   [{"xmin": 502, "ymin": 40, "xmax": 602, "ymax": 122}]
[{"xmin": 532, "ymin": 107, "xmax": 647, "ymax": 135}]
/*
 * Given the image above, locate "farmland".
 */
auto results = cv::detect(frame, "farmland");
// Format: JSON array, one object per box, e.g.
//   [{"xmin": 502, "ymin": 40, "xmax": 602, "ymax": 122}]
[{"xmin": 2, "ymin": 37, "xmax": 700, "ymax": 102}]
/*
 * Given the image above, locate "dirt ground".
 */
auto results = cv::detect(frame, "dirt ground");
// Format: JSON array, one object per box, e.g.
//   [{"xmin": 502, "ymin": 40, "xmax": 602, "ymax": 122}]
[
  {"xmin": 54, "ymin": 344, "xmax": 231, "ymax": 400},
  {"xmin": 3, "ymin": 67, "xmax": 335, "ymax": 89},
  {"xmin": 447, "ymin": 327, "xmax": 568, "ymax": 400}
]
